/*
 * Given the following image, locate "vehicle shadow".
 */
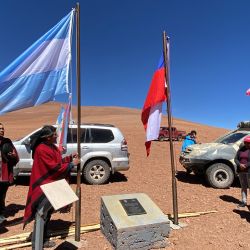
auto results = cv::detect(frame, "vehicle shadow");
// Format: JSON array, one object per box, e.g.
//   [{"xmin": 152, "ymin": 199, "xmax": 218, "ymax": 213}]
[
  {"xmin": 233, "ymin": 209, "xmax": 250, "ymax": 223},
  {"xmin": 219, "ymin": 195, "xmax": 241, "ymax": 205},
  {"xmin": 176, "ymin": 171, "xmax": 209, "ymax": 187},
  {"xmin": 70, "ymin": 172, "xmax": 128, "ymax": 185},
  {"xmin": 14, "ymin": 176, "xmax": 30, "ymax": 186},
  {"xmin": 15, "ymin": 172, "xmax": 128, "ymax": 186},
  {"xmin": 109, "ymin": 172, "xmax": 128, "ymax": 183}
]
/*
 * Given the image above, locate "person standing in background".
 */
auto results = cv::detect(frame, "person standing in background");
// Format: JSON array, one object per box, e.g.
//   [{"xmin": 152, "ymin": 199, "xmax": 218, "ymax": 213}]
[
  {"xmin": 181, "ymin": 130, "xmax": 197, "ymax": 152},
  {"xmin": 235, "ymin": 136, "xmax": 250, "ymax": 208},
  {"xmin": 0, "ymin": 123, "xmax": 19, "ymax": 224},
  {"xmin": 180, "ymin": 130, "xmax": 197, "ymax": 174}
]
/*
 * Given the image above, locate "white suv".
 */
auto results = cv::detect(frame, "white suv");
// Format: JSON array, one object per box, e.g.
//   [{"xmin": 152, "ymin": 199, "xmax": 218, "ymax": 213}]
[{"xmin": 13, "ymin": 123, "xmax": 130, "ymax": 185}]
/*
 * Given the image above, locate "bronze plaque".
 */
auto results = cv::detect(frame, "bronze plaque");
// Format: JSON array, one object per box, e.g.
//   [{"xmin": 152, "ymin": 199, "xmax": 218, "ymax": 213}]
[{"xmin": 119, "ymin": 198, "xmax": 146, "ymax": 216}]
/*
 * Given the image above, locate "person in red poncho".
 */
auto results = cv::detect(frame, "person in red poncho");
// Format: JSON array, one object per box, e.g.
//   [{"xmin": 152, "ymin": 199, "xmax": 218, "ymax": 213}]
[
  {"xmin": 0, "ymin": 123, "xmax": 19, "ymax": 224},
  {"xmin": 23, "ymin": 125, "xmax": 79, "ymax": 249}
]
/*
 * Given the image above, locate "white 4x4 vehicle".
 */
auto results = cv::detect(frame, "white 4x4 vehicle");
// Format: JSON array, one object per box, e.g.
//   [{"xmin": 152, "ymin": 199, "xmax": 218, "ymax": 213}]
[
  {"xmin": 180, "ymin": 121, "xmax": 250, "ymax": 188},
  {"xmin": 13, "ymin": 123, "xmax": 130, "ymax": 185}
]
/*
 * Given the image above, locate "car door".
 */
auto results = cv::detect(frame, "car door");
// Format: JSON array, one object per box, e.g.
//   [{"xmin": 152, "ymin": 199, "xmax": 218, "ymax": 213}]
[
  {"xmin": 63, "ymin": 127, "xmax": 92, "ymax": 165},
  {"xmin": 87, "ymin": 128, "xmax": 114, "ymax": 157}
]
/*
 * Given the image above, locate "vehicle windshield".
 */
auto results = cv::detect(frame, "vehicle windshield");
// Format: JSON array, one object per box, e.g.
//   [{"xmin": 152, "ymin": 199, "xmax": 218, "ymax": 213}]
[{"xmin": 215, "ymin": 132, "xmax": 249, "ymax": 144}]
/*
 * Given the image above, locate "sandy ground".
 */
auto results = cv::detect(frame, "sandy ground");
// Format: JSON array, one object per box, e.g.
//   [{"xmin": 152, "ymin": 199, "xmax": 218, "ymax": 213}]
[{"xmin": 0, "ymin": 103, "xmax": 249, "ymax": 250}]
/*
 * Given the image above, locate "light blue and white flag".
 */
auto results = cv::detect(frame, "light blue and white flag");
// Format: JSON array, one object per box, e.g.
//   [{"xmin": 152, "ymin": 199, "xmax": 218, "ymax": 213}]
[{"xmin": 0, "ymin": 10, "xmax": 74, "ymax": 115}]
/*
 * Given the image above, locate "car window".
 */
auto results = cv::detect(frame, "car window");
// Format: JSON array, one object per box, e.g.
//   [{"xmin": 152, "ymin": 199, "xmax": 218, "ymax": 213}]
[
  {"xmin": 88, "ymin": 128, "xmax": 114, "ymax": 143},
  {"xmin": 67, "ymin": 128, "xmax": 88, "ymax": 143},
  {"xmin": 215, "ymin": 132, "xmax": 249, "ymax": 144}
]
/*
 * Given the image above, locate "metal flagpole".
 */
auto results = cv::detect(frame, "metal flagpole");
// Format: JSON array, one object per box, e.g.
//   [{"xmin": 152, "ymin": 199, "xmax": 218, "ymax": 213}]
[
  {"xmin": 75, "ymin": 2, "xmax": 82, "ymax": 241},
  {"xmin": 162, "ymin": 31, "xmax": 179, "ymax": 225}
]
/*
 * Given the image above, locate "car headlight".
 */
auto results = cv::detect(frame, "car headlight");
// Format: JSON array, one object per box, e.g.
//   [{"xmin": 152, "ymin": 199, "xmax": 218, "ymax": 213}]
[{"xmin": 190, "ymin": 149, "xmax": 208, "ymax": 156}]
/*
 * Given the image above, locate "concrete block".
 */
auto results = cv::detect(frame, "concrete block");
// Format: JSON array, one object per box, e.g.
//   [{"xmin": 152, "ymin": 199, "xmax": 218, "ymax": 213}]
[{"xmin": 100, "ymin": 193, "xmax": 170, "ymax": 250}]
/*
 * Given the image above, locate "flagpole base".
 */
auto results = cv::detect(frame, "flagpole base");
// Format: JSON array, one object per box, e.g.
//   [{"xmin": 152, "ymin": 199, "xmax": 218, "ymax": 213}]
[{"xmin": 169, "ymin": 221, "xmax": 188, "ymax": 230}]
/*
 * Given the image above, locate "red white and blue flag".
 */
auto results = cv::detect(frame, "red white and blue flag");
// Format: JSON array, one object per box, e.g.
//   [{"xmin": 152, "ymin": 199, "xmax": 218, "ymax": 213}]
[
  {"xmin": 141, "ymin": 54, "xmax": 167, "ymax": 156},
  {"xmin": 56, "ymin": 95, "xmax": 71, "ymax": 153},
  {"xmin": 246, "ymin": 89, "xmax": 250, "ymax": 96}
]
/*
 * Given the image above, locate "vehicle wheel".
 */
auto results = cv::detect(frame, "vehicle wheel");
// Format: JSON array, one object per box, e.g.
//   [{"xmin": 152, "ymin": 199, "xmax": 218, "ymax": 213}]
[
  {"xmin": 83, "ymin": 160, "xmax": 111, "ymax": 185},
  {"xmin": 159, "ymin": 136, "xmax": 164, "ymax": 142},
  {"xmin": 206, "ymin": 163, "xmax": 234, "ymax": 189}
]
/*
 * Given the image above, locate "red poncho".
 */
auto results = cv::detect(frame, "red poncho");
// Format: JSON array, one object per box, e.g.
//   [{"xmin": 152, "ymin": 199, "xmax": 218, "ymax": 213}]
[{"xmin": 23, "ymin": 143, "xmax": 71, "ymax": 227}]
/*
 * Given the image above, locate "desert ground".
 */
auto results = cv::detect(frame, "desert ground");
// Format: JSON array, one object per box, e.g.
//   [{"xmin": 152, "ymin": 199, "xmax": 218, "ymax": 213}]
[{"xmin": 0, "ymin": 103, "xmax": 249, "ymax": 250}]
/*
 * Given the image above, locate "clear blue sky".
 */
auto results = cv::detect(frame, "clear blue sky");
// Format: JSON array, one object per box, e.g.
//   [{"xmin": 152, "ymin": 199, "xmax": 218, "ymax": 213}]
[{"xmin": 1, "ymin": 0, "xmax": 250, "ymax": 129}]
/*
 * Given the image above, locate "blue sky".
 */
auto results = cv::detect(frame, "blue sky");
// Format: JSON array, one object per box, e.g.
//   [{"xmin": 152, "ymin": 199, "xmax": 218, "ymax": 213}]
[{"xmin": 0, "ymin": 0, "xmax": 250, "ymax": 129}]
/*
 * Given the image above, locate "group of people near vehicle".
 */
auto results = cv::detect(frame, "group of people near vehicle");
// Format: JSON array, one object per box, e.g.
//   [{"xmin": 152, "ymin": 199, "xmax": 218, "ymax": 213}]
[
  {"xmin": 181, "ymin": 129, "xmax": 250, "ymax": 209},
  {"xmin": 0, "ymin": 123, "xmax": 79, "ymax": 249}
]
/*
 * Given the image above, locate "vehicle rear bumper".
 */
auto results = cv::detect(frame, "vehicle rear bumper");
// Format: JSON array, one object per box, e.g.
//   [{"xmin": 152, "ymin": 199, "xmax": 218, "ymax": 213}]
[{"xmin": 112, "ymin": 157, "xmax": 130, "ymax": 172}]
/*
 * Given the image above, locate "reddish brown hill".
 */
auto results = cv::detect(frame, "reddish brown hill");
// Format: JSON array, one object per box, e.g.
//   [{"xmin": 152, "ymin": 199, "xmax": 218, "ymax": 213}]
[{"xmin": 1, "ymin": 102, "xmax": 228, "ymax": 142}]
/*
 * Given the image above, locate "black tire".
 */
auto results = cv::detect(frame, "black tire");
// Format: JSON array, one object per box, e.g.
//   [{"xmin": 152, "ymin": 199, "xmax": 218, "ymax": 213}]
[
  {"xmin": 206, "ymin": 163, "xmax": 234, "ymax": 189},
  {"xmin": 159, "ymin": 136, "xmax": 165, "ymax": 142},
  {"xmin": 83, "ymin": 160, "xmax": 111, "ymax": 185}
]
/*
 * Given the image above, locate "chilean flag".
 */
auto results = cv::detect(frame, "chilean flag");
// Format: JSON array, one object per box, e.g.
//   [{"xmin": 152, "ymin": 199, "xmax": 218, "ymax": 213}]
[{"xmin": 141, "ymin": 55, "xmax": 167, "ymax": 156}]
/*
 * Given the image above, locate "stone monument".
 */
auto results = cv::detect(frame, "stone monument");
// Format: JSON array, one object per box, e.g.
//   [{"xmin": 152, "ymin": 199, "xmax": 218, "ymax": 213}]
[{"xmin": 100, "ymin": 193, "xmax": 170, "ymax": 250}]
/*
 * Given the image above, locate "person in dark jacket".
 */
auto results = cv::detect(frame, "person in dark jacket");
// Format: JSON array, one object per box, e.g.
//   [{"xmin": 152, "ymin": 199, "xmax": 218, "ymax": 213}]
[
  {"xmin": 235, "ymin": 135, "xmax": 250, "ymax": 207},
  {"xmin": 23, "ymin": 125, "xmax": 79, "ymax": 249},
  {"xmin": 0, "ymin": 123, "xmax": 19, "ymax": 224}
]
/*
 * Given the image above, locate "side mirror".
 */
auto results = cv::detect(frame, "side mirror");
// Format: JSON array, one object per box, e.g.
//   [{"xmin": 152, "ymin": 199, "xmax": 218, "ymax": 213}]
[{"xmin": 23, "ymin": 138, "xmax": 30, "ymax": 145}]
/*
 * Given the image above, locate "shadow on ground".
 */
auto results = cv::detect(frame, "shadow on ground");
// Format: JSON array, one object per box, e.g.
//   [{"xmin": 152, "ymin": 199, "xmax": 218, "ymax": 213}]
[
  {"xmin": 70, "ymin": 172, "xmax": 127, "ymax": 185},
  {"xmin": 48, "ymin": 219, "xmax": 73, "ymax": 232},
  {"xmin": 176, "ymin": 171, "xmax": 209, "ymax": 187},
  {"xmin": 233, "ymin": 209, "xmax": 250, "ymax": 223},
  {"xmin": 14, "ymin": 176, "xmax": 30, "ymax": 186},
  {"xmin": 15, "ymin": 172, "xmax": 128, "ymax": 187},
  {"xmin": 109, "ymin": 172, "xmax": 127, "ymax": 183},
  {"xmin": 0, "ymin": 204, "xmax": 25, "ymax": 232},
  {"xmin": 5, "ymin": 204, "xmax": 25, "ymax": 217},
  {"xmin": 219, "ymin": 195, "xmax": 241, "ymax": 205},
  {"xmin": 55, "ymin": 241, "xmax": 79, "ymax": 250}
]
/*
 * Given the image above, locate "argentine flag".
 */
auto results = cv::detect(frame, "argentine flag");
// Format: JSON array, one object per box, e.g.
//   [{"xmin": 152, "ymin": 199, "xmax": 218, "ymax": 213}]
[{"xmin": 0, "ymin": 10, "xmax": 74, "ymax": 115}]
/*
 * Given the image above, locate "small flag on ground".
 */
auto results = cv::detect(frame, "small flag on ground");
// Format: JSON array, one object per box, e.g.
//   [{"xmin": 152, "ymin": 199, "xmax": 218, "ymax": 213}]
[{"xmin": 141, "ymin": 55, "xmax": 167, "ymax": 156}]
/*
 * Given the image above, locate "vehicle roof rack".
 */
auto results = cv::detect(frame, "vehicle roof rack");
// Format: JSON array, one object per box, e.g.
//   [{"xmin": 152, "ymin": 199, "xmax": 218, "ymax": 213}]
[
  {"xmin": 237, "ymin": 121, "xmax": 250, "ymax": 129},
  {"xmin": 58, "ymin": 123, "xmax": 115, "ymax": 127},
  {"xmin": 81, "ymin": 123, "xmax": 114, "ymax": 127}
]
